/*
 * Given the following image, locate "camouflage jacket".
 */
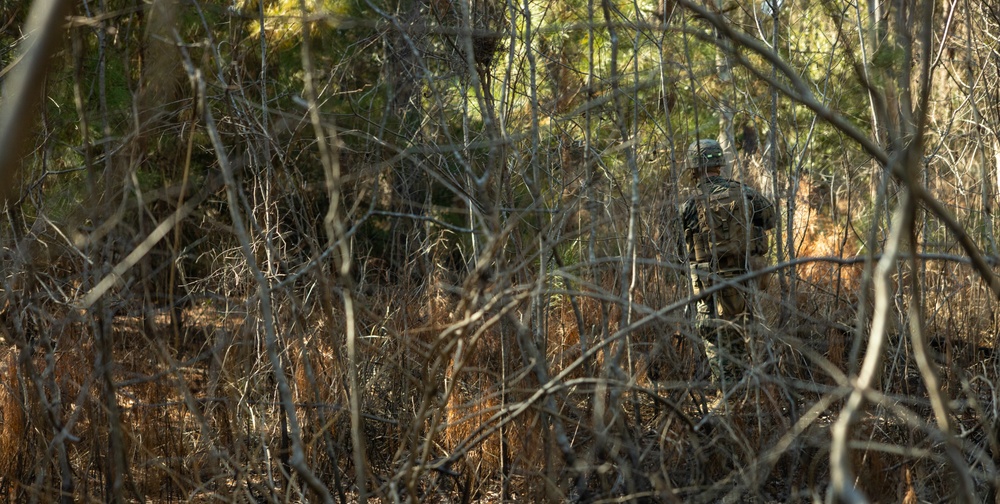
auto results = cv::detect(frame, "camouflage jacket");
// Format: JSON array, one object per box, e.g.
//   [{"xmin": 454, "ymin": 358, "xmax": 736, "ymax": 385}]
[{"xmin": 681, "ymin": 176, "xmax": 776, "ymax": 266}]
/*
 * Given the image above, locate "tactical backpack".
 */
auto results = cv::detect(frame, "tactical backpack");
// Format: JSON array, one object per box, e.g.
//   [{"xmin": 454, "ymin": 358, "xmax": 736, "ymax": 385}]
[{"xmin": 690, "ymin": 184, "xmax": 768, "ymax": 263}]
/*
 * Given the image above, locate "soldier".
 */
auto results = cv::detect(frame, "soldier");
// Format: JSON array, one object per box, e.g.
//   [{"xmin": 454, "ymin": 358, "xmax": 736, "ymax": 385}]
[{"xmin": 680, "ymin": 138, "xmax": 776, "ymax": 389}]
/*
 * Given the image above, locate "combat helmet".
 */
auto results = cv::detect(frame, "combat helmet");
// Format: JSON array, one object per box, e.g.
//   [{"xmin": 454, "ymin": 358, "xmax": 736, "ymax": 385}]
[{"xmin": 687, "ymin": 139, "xmax": 724, "ymax": 170}]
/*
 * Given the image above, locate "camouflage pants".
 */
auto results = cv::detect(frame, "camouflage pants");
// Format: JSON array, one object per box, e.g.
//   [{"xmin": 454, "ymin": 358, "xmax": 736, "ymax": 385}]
[
  {"xmin": 699, "ymin": 317, "xmax": 748, "ymax": 389},
  {"xmin": 691, "ymin": 265, "xmax": 754, "ymax": 388}
]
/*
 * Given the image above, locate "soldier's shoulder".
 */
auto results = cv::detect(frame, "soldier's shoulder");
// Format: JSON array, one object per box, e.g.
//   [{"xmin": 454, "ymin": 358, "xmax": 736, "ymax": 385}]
[
  {"xmin": 705, "ymin": 176, "xmax": 736, "ymax": 186},
  {"xmin": 699, "ymin": 176, "xmax": 735, "ymax": 192},
  {"xmin": 743, "ymin": 184, "xmax": 774, "ymax": 206},
  {"xmin": 716, "ymin": 177, "xmax": 769, "ymax": 199},
  {"xmin": 703, "ymin": 177, "xmax": 754, "ymax": 195}
]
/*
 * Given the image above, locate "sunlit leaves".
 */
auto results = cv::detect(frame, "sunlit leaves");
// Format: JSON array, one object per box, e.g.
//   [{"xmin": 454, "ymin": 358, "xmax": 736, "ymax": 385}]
[{"xmin": 238, "ymin": 0, "xmax": 355, "ymax": 50}]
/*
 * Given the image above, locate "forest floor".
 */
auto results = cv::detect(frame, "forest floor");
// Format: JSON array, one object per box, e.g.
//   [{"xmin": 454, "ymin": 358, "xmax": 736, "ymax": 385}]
[{"xmin": 0, "ymin": 296, "xmax": 993, "ymax": 502}]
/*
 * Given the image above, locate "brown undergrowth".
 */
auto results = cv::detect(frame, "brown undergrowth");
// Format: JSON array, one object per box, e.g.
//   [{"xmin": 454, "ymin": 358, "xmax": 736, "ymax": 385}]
[
  {"xmin": 0, "ymin": 181, "xmax": 996, "ymax": 503},
  {"xmin": 0, "ymin": 349, "xmax": 25, "ymax": 500}
]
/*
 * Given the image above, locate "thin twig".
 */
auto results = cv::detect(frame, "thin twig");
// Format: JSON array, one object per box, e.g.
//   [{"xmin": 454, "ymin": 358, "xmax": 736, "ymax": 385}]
[{"xmin": 177, "ymin": 38, "xmax": 335, "ymax": 504}]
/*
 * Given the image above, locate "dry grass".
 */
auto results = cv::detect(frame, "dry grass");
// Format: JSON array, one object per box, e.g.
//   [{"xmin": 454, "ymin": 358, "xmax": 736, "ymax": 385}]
[
  {"xmin": 1, "ymin": 171, "xmax": 997, "ymax": 504},
  {"xmin": 0, "ymin": 349, "xmax": 25, "ymax": 499}
]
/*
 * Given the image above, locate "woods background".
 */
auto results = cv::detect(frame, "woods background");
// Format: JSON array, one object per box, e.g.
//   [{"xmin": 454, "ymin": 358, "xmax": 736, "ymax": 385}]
[{"xmin": 1, "ymin": 0, "xmax": 1000, "ymax": 502}]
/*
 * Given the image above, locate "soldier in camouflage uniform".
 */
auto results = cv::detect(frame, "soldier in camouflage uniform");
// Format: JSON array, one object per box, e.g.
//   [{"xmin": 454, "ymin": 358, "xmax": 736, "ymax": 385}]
[{"xmin": 680, "ymin": 139, "xmax": 776, "ymax": 388}]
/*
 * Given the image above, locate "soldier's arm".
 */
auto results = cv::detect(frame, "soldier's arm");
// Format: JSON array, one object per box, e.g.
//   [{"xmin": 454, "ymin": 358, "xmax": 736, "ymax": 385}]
[
  {"xmin": 681, "ymin": 198, "xmax": 698, "ymax": 230},
  {"xmin": 678, "ymin": 198, "xmax": 696, "ymax": 257}
]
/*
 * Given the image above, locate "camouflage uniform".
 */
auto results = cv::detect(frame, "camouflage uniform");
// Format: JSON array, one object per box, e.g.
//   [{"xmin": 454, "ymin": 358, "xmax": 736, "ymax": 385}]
[{"xmin": 680, "ymin": 140, "xmax": 776, "ymax": 387}]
